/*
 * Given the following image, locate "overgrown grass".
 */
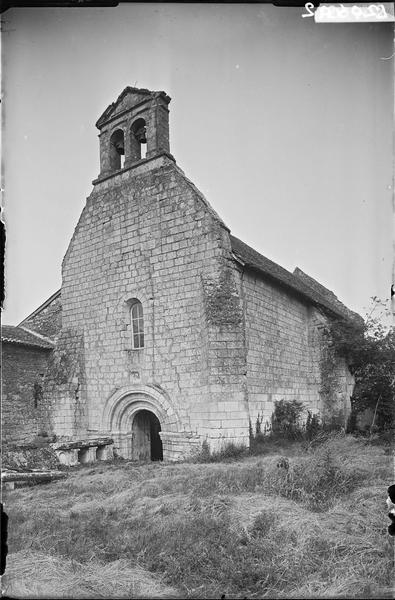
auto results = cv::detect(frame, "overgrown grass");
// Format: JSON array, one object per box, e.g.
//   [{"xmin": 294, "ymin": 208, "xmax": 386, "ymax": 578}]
[
  {"xmin": 194, "ymin": 440, "xmax": 249, "ymax": 463},
  {"xmin": 3, "ymin": 434, "xmax": 393, "ymax": 599}
]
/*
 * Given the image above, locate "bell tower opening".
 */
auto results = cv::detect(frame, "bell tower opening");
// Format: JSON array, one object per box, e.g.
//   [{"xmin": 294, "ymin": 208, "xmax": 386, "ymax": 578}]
[
  {"xmin": 109, "ymin": 129, "xmax": 125, "ymax": 171},
  {"xmin": 130, "ymin": 118, "xmax": 147, "ymax": 162},
  {"xmin": 131, "ymin": 409, "xmax": 163, "ymax": 461}
]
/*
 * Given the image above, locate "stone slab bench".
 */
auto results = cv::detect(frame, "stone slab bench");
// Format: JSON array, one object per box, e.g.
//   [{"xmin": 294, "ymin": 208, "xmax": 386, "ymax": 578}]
[
  {"xmin": 51, "ymin": 437, "xmax": 114, "ymax": 466},
  {"xmin": 2, "ymin": 469, "xmax": 68, "ymax": 489}
]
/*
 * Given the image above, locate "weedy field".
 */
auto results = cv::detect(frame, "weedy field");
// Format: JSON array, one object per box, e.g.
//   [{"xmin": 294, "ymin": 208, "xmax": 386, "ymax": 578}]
[{"xmin": 2, "ymin": 434, "xmax": 394, "ymax": 599}]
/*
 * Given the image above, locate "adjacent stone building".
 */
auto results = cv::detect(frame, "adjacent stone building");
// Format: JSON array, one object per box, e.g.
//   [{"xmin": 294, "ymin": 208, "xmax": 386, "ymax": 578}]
[
  {"xmin": 3, "ymin": 87, "xmax": 360, "ymax": 461},
  {"xmin": 2, "ymin": 325, "xmax": 54, "ymax": 447}
]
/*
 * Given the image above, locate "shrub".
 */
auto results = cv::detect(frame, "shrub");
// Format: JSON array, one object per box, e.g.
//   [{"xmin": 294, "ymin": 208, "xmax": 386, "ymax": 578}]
[
  {"xmin": 195, "ymin": 439, "xmax": 211, "ymax": 463},
  {"xmin": 249, "ymin": 403, "xmax": 349, "ymax": 457},
  {"xmin": 271, "ymin": 399, "xmax": 305, "ymax": 440},
  {"xmin": 305, "ymin": 410, "xmax": 321, "ymax": 440}
]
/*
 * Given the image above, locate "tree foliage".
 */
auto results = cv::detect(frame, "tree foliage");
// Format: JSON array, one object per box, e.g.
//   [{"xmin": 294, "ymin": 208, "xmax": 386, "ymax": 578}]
[{"xmin": 324, "ymin": 298, "xmax": 394, "ymax": 431}]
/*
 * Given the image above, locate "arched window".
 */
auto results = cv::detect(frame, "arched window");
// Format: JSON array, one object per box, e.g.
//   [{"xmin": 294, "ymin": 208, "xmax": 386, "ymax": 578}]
[
  {"xmin": 130, "ymin": 118, "xmax": 147, "ymax": 162},
  {"xmin": 130, "ymin": 300, "xmax": 144, "ymax": 349},
  {"xmin": 109, "ymin": 129, "xmax": 125, "ymax": 171}
]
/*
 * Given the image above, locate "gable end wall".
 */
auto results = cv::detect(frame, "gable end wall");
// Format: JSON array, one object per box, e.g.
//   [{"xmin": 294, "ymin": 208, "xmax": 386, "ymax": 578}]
[{"xmin": 55, "ymin": 159, "xmax": 249, "ymax": 455}]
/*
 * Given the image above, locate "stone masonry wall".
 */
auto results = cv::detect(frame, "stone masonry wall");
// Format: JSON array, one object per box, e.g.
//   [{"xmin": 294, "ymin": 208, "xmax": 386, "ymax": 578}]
[
  {"xmin": 58, "ymin": 155, "xmax": 249, "ymax": 455},
  {"xmin": 201, "ymin": 265, "xmax": 249, "ymax": 448},
  {"xmin": 43, "ymin": 328, "xmax": 87, "ymax": 440},
  {"xmin": 2, "ymin": 343, "xmax": 53, "ymax": 446},
  {"xmin": 241, "ymin": 270, "xmax": 352, "ymax": 429}
]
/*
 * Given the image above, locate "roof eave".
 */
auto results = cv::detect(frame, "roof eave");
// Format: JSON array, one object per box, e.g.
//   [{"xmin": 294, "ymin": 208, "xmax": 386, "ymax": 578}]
[{"xmin": 2, "ymin": 339, "xmax": 53, "ymax": 350}]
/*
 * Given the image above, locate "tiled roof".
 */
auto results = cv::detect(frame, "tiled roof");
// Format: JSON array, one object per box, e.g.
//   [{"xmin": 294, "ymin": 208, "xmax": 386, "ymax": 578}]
[
  {"xmin": 292, "ymin": 267, "xmax": 362, "ymax": 323},
  {"xmin": 19, "ymin": 289, "xmax": 61, "ymax": 326},
  {"xmin": 230, "ymin": 235, "xmax": 361, "ymax": 322},
  {"xmin": 1, "ymin": 325, "xmax": 54, "ymax": 349}
]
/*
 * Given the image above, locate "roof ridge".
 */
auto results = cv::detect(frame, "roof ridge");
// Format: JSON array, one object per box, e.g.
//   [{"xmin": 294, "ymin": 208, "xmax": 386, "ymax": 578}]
[
  {"xmin": 230, "ymin": 234, "xmax": 361, "ymax": 323},
  {"xmin": 292, "ymin": 267, "xmax": 360, "ymax": 323},
  {"xmin": 293, "ymin": 267, "xmax": 338, "ymax": 299}
]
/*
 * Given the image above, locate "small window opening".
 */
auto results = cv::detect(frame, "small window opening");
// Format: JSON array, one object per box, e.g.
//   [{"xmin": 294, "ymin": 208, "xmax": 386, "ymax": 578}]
[
  {"xmin": 109, "ymin": 129, "xmax": 125, "ymax": 172},
  {"xmin": 130, "ymin": 300, "xmax": 144, "ymax": 349},
  {"xmin": 33, "ymin": 377, "xmax": 43, "ymax": 409},
  {"xmin": 130, "ymin": 119, "xmax": 147, "ymax": 162}
]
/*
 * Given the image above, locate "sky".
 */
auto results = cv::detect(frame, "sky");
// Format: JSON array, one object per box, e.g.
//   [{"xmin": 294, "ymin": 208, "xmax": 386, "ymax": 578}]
[{"xmin": 2, "ymin": 4, "xmax": 393, "ymax": 325}]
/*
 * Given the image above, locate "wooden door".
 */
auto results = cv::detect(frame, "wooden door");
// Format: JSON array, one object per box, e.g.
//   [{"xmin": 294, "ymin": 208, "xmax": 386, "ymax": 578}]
[{"xmin": 132, "ymin": 411, "xmax": 151, "ymax": 461}]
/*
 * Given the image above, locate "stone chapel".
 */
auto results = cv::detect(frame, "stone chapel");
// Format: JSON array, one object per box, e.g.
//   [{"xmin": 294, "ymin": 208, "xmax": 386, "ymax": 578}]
[{"xmin": 3, "ymin": 87, "xmax": 361, "ymax": 462}]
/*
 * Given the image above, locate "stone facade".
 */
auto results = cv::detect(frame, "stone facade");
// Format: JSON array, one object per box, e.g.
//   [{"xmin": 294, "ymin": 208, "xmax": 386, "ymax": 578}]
[
  {"xmin": 57, "ymin": 151, "xmax": 248, "ymax": 458},
  {"xmin": 3, "ymin": 86, "xmax": 360, "ymax": 460}
]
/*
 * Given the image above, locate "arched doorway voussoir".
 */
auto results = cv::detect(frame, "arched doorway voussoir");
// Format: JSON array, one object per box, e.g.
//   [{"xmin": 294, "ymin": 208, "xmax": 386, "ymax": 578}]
[{"xmin": 101, "ymin": 385, "xmax": 182, "ymax": 459}]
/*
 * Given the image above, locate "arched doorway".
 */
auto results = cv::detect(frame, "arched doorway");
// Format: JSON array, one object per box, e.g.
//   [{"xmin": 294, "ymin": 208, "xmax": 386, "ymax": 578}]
[
  {"xmin": 102, "ymin": 385, "xmax": 184, "ymax": 460},
  {"xmin": 131, "ymin": 410, "xmax": 163, "ymax": 461}
]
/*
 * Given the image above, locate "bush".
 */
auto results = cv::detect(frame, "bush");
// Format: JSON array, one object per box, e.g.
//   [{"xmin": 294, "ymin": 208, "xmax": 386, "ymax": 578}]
[
  {"xmin": 271, "ymin": 399, "xmax": 305, "ymax": 439},
  {"xmin": 249, "ymin": 402, "xmax": 344, "ymax": 456},
  {"xmin": 195, "ymin": 440, "xmax": 211, "ymax": 463},
  {"xmin": 305, "ymin": 410, "xmax": 321, "ymax": 440}
]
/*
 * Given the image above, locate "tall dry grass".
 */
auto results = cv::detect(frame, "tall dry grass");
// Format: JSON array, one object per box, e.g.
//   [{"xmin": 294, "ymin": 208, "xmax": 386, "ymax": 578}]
[
  {"xmin": 3, "ymin": 434, "xmax": 393, "ymax": 599},
  {"xmin": 3, "ymin": 551, "xmax": 180, "ymax": 599}
]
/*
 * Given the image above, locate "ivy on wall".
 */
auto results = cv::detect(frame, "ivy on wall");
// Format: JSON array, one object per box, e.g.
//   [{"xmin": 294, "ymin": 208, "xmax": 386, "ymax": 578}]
[
  {"xmin": 319, "ymin": 330, "xmax": 344, "ymax": 420},
  {"xmin": 320, "ymin": 298, "xmax": 394, "ymax": 432}
]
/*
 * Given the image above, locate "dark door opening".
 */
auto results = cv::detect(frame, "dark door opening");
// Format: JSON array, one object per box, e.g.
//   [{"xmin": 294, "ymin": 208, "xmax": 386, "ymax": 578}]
[
  {"xmin": 149, "ymin": 412, "xmax": 163, "ymax": 461},
  {"xmin": 132, "ymin": 410, "xmax": 163, "ymax": 461}
]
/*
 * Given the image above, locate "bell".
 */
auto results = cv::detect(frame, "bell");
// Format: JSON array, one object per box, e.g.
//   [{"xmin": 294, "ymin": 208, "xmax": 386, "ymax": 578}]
[
  {"xmin": 135, "ymin": 126, "xmax": 147, "ymax": 144},
  {"xmin": 114, "ymin": 142, "xmax": 125, "ymax": 155}
]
